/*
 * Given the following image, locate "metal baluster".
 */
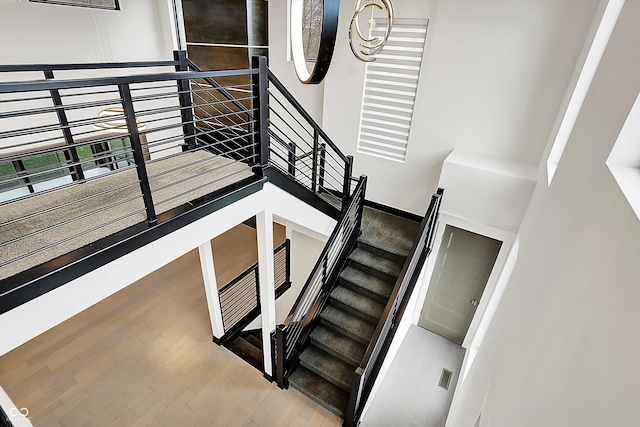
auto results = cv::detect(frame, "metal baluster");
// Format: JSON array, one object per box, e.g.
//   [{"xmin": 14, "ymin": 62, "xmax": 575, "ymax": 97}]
[
  {"xmin": 119, "ymin": 83, "xmax": 157, "ymax": 226},
  {"xmin": 43, "ymin": 70, "xmax": 85, "ymax": 182}
]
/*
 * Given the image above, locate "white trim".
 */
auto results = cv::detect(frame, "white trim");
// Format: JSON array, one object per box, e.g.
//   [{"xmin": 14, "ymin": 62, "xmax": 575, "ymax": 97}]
[
  {"xmin": 198, "ymin": 241, "xmax": 225, "ymax": 340},
  {"xmin": 257, "ymin": 208, "xmax": 276, "ymax": 376},
  {"xmin": 546, "ymin": 0, "xmax": 625, "ymax": 185},
  {"xmin": 606, "ymin": 90, "xmax": 640, "ymax": 221}
]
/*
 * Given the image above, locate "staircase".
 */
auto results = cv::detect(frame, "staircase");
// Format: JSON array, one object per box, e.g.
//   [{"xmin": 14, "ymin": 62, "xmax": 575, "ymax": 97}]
[
  {"xmin": 288, "ymin": 206, "xmax": 420, "ymax": 417},
  {"xmin": 227, "ymin": 329, "xmax": 264, "ymax": 371}
]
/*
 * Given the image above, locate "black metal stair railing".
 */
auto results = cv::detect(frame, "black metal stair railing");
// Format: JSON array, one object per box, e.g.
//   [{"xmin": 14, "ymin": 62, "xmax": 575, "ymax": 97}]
[
  {"xmin": 265, "ymin": 66, "xmax": 354, "ymax": 212},
  {"xmin": 0, "ymin": 52, "xmax": 356, "ymax": 317},
  {"xmin": 0, "ymin": 60, "xmax": 263, "ymax": 310},
  {"xmin": 218, "ymin": 239, "xmax": 291, "ymax": 341},
  {"xmin": 187, "ymin": 55, "xmax": 355, "ymax": 215},
  {"xmin": 343, "ymin": 188, "xmax": 444, "ymax": 427},
  {"xmin": 273, "ymin": 175, "xmax": 367, "ymax": 389}
]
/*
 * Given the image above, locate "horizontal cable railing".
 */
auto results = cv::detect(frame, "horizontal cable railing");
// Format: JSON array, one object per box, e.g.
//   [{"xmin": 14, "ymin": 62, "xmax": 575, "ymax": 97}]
[
  {"xmin": 219, "ymin": 265, "xmax": 259, "ymax": 331},
  {"xmin": 264, "ymin": 66, "xmax": 353, "ymax": 210},
  {"xmin": 218, "ymin": 239, "xmax": 291, "ymax": 337},
  {"xmin": 344, "ymin": 188, "xmax": 444, "ymax": 427},
  {"xmin": 274, "ymin": 175, "xmax": 367, "ymax": 388},
  {"xmin": 0, "ymin": 60, "xmax": 260, "ymax": 282},
  {"xmin": 1, "ymin": 52, "xmax": 357, "ymax": 328}
]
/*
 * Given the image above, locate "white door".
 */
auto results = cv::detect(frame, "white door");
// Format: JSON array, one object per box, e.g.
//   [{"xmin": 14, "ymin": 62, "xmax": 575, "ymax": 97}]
[{"xmin": 418, "ymin": 226, "xmax": 501, "ymax": 344}]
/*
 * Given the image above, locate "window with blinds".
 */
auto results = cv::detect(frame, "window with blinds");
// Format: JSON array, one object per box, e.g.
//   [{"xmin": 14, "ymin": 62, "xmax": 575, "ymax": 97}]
[{"xmin": 357, "ymin": 19, "xmax": 428, "ymax": 162}]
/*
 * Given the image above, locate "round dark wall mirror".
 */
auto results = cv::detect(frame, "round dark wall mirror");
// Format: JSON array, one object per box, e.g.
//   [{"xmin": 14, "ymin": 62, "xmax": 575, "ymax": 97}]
[{"xmin": 291, "ymin": 0, "xmax": 339, "ymax": 84}]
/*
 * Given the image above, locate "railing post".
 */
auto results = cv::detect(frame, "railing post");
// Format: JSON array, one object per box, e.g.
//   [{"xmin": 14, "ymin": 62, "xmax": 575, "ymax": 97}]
[
  {"xmin": 356, "ymin": 174, "xmax": 367, "ymax": 230},
  {"xmin": 342, "ymin": 155, "xmax": 354, "ymax": 208},
  {"xmin": 344, "ymin": 368, "xmax": 365, "ymax": 427},
  {"xmin": 119, "ymin": 83, "xmax": 158, "ymax": 226},
  {"xmin": 311, "ymin": 129, "xmax": 319, "ymax": 193},
  {"xmin": 251, "ymin": 56, "xmax": 269, "ymax": 174},
  {"xmin": 254, "ymin": 266, "xmax": 261, "ymax": 311},
  {"xmin": 285, "ymin": 239, "xmax": 291, "ymax": 284},
  {"xmin": 174, "ymin": 50, "xmax": 197, "ymax": 151},
  {"xmin": 275, "ymin": 325, "xmax": 287, "ymax": 388},
  {"xmin": 43, "ymin": 70, "xmax": 85, "ymax": 182},
  {"xmin": 288, "ymin": 142, "xmax": 296, "ymax": 177},
  {"xmin": 12, "ymin": 160, "xmax": 34, "ymax": 194},
  {"xmin": 318, "ymin": 142, "xmax": 326, "ymax": 192}
]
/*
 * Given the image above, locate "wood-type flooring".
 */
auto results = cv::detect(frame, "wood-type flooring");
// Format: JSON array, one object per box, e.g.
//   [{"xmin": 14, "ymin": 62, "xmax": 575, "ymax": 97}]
[{"xmin": 0, "ymin": 225, "xmax": 339, "ymax": 426}]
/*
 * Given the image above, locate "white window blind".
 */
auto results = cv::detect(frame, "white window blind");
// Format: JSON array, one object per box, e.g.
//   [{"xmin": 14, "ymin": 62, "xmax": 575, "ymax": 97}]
[{"xmin": 357, "ymin": 19, "xmax": 428, "ymax": 162}]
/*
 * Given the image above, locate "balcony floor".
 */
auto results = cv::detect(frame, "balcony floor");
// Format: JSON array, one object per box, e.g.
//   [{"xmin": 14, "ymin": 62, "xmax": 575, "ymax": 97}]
[{"xmin": 0, "ymin": 151, "xmax": 254, "ymax": 280}]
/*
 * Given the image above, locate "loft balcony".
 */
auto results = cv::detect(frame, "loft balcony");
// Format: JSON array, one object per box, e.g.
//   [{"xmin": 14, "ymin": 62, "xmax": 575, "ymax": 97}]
[{"xmin": 0, "ymin": 53, "xmax": 353, "ymax": 315}]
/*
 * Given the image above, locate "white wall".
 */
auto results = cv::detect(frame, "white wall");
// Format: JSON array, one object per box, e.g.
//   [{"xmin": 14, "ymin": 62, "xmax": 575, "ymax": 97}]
[
  {"xmin": 276, "ymin": 229, "xmax": 325, "ymax": 323},
  {"xmin": 0, "ymin": 0, "xmax": 174, "ymax": 65},
  {"xmin": 446, "ymin": 1, "xmax": 640, "ymax": 425},
  {"xmin": 438, "ymin": 150, "xmax": 537, "ymax": 233},
  {"xmin": 322, "ymin": 0, "xmax": 600, "ymax": 214}
]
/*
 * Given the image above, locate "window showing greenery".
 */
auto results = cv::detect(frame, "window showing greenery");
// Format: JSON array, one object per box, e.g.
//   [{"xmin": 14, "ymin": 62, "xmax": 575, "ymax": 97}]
[
  {"xmin": 0, "ymin": 138, "xmax": 135, "ymax": 201},
  {"xmin": 0, "ymin": 162, "xmax": 22, "ymax": 191},
  {"xmin": 21, "ymin": 151, "xmax": 70, "ymax": 183}
]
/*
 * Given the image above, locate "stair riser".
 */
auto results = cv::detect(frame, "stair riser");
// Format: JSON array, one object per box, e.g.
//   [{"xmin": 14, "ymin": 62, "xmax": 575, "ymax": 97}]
[
  {"xmin": 288, "ymin": 367, "xmax": 348, "ymax": 417},
  {"xmin": 320, "ymin": 318, "xmax": 370, "ymax": 345},
  {"xmin": 290, "ymin": 382, "xmax": 345, "ymax": 417},
  {"xmin": 310, "ymin": 337, "xmax": 360, "ymax": 368},
  {"xmin": 357, "ymin": 240, "xmax": 407, "ymax": 265},
  {"xmin": 329, "ymin": 298, "xmax": 380, "ymax": 325},
  {"xmin": 348, "ymin": 258, "xmax": 398, "ymax": 283},
  {"xmin": 299, "ymin": 359, "xmax": 352, "ymax": 393},
  {"xmin": 339, "ymin": 277, "xmax": 390, "ymax": 304}
]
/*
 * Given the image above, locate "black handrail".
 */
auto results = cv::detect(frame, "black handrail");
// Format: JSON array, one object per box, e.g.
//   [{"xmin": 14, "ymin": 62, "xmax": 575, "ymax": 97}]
[
  {"xmin": 274, "ymin": 175, "xmax": 367, "ymax": 388},
  {"xmin": 0, "ymin": 69, "xmax": 258, "ymax": 93},
  {"xmin": 0, "ymin": 59, "xmax": 179, "ymax": 73},
  {"xmin": 344, "ymin": 188, "xmax": 444, "ymax": 427}
]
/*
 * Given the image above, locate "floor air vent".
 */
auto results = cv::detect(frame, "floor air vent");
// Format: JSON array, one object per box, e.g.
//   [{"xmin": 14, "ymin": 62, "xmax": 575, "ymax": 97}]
[{"xmin": 438, "ymin": 368, "xmax": 453, "ymax": 390}]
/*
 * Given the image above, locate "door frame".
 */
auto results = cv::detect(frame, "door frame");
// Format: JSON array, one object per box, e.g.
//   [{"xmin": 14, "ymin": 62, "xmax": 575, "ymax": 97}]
[{"xmin": 411, "ymin": 213, "xmax": 516, "ymax": 349}]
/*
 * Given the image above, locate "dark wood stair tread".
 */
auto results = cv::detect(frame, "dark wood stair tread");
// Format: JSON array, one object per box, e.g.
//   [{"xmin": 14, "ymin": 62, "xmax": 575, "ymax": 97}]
[{"xmin": 244, "ymin": 333, "xmax": 262, "ymax": 349}]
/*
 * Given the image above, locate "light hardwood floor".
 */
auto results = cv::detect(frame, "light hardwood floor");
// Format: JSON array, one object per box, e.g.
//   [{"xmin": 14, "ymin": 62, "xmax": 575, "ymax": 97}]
[
  {"xmin": 211, "ymin": 222, "xmax": 286, "ymax": 290},
  {"xmin": 0, "ymin": 225, "xmax": 340, "ymax": 426}
]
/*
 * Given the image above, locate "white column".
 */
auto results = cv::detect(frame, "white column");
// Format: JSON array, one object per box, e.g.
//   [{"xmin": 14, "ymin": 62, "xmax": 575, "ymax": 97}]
[
  {"xmin": 256, "ymin": 209, "xmax": 276, "ymax": 376},
  {"xmin": 285, "ymin": 220, "xmax": 293, "ymax": 242},
  {"xmin": 198, "ymin": 241, "xmax": 225, "ymax": 341}
]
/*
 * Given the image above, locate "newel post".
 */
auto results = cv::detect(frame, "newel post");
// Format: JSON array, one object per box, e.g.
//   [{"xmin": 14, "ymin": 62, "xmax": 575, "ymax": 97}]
[
  {"xmin": 275, "ymin": 324, "xmax": 287, "ymax": 388},
  {"xmin": 342, "ymin": 155, "xmax": 354, "ymax": 209},
  {"xmin": 251, "ymin": 56, "xmax": 269, "ymax": 175},
  {"xmin": 174, "ymin": 50, "xmax": 197, "ymax": 151}
]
